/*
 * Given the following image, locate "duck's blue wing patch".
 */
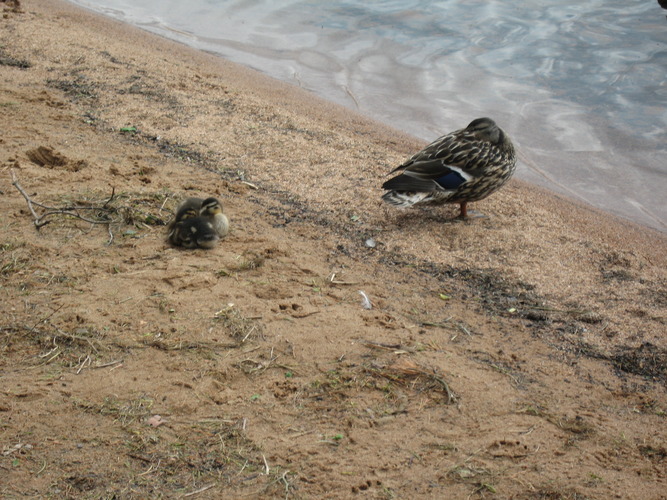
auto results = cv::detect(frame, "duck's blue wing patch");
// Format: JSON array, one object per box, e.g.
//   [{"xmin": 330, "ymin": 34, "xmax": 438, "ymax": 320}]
[{"xmin": 434, "ymin": 170, "xmax": 466, "ymax": 190}]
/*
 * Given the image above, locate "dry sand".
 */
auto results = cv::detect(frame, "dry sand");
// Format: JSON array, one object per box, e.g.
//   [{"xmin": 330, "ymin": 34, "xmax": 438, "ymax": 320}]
[{"xmin": 1, "ymin": 0, "xmax": 666, "ymax": 498}]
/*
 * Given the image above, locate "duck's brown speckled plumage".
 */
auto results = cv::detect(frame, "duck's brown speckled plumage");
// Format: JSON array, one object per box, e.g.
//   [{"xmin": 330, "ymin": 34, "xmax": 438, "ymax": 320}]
[
  {"xmin": 167, "ymin": 196, "xmax": 229, "ymax": 249},
  {"xmin": 382, "ymin": 117, "xmax": 516, "ymax": 218},
  {"xmin": 168, "ymin": 216, "xmax": 220, "ymax": 249}
]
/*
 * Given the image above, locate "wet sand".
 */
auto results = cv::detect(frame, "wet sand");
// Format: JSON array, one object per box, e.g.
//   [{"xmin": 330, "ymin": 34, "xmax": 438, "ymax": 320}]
[{"xmin": 1, "ymin": 0, "xmax": 666, "ymax": 498}]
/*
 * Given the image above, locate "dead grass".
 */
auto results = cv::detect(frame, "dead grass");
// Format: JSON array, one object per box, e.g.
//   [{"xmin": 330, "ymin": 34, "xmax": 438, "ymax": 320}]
[{"xmin": 213, "ymin": 305, "xmax": 264, "ymax": 344}]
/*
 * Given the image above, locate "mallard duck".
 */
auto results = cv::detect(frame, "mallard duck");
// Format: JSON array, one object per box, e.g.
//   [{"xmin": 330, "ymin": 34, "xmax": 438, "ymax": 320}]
[
  {"xmin": 381, "ymin": 117, "xmax": 516, "ymax": 218},
  {"xmin": 200, "ymin": 197, "xmax": 230, "ymax": 237},
  {"xmin": 168, "ymin": 216, "xmax": 220, "ymax": 249}
]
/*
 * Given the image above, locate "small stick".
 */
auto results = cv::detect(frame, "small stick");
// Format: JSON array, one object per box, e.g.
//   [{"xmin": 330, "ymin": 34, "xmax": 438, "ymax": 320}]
[
  {"xmin": 103, "ymin": 186, "xmax": 116, "ymax": 208},
  {"xmin": 93, "ymin": 359, "xmax": 124, "ymax": 369},
  {"xmin": 241, "ymin": 325, "xmax": 256, "ymax": 343},
  {"xmin": 431, "ymin": 374, "xmax": 455, "ymax": 404},
  {"xmin": 107, "ymin": 224, "xmax": 114, "ymax": 245},
  {"xmin": 279, "ymin": 471, "xmax": 291, "ymax": 494},
  {"xmin": 11, "ymin": 170, "xmax": 117, "ymax": 231},
  {"xmin": 328, "ymin": 273, "xmax": 360, "ymax": 285},
  {"xmin": 158, "ymin": 194, "xmax": 169, "ymax": 214},
  {"xmin": 127, "ymin": 453, "xmax": 152, "ymax": 463},
  {"xmin": 43, "ymin": 350, "xmax": 61, "ymax": 364},
  {"xmin": 39, "ymin": 345, "xmax": 59, "ymax": 359},
  {"xmin": 76, "ymin": 354, "xmax": 91, "ymax": 374},
  {"xmin": 420, "ymin": 317, "xmax": 453, "ymax": 328},
  {"xmin": 182, "ymin": 484, "xmax": 215, "ymax": 497},
  {"xmin": 235, "ymin": 460, "xmax": 249, "ymax": 477},
  {"xmin": 11, "ymin": 169, "xmax": 44, "ymax": 225},
  {"xmin": 240, "ymin": 180, "xmax": 259, "ymax": 190},
  {"xmin": 457, "ymin": 323, "xmax": 472, "ymax": 337},
  {"xmin": 262, "ymin": 454, "xmax": 270, "ymax": 475},
  {"xmin": 33, "ymin": 460, "xmax": 47, "ymax": 475},
  {"xmin": 138, "ymin": 459, "xmax": 161, "ymax": 476},
  {"xmin": 360, "ymin": 340, "xmax": 403, "ymax": 350}
]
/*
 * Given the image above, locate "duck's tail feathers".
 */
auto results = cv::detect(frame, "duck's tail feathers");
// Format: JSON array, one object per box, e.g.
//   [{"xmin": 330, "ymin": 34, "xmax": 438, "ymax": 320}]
[{"xmin": 382, "ymin": 190, "xmax": 431, "ymax": 208}]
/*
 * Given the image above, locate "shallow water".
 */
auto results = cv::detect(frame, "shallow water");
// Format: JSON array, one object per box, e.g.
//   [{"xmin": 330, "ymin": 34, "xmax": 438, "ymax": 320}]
[{"xmin": 68, "ymin": 0, "xmax": 667, "ymax": 231}]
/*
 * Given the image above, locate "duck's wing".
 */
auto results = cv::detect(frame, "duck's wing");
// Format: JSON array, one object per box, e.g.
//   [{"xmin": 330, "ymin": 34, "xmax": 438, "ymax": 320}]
[
  {"xmin": 389, "ymin": 127, "xmax": 498, "ymax": 175},
  {"xmin": 382, "ymin": 158, "xmax": 473, "ymax": 192}
]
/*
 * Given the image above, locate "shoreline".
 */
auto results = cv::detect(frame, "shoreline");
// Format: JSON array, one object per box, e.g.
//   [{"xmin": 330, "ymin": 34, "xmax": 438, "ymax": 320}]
[
  {"xmin": 66, "ymin": 0, "xmax": 667, "ymax": 240},
  {"xmin": 1, "ymin": 1, "xmax": 666, "ymax": 498},
  {"xmin": 65, "ymin": 0, "xmax": 667, "ymax": 233},
  {"xmin": 25, "ymin": 0, "xmax": 667, "ymax": 242}
]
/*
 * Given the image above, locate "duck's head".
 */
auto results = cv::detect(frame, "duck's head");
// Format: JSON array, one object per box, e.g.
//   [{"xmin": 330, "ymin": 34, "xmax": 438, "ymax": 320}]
[
  {"xmin": 466, "ymin": 117, "xmax": 502, "ymax": 144},
  {"xmin": 200, "ymin": 197, "xmax": 223, "ymax": 216}
]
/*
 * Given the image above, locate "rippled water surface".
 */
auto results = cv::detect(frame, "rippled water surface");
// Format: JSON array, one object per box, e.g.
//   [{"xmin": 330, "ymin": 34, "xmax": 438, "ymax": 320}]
[{"xmin": 69, "ymin": 0, "xmax": 667, "ymax": 231}]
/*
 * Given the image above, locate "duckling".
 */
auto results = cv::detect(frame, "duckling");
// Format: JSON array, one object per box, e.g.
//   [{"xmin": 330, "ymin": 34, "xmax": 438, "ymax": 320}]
[
  {"xmin": 168, "ymin": 197, "xmax": 203, "ymax": 233},
  {"xmin": 168, "ymin": 216, "xmax": 220, "ymax": 249},
  {"xmin": 175, "ymin": 197, "xmax": 204, "ymax": 219},
  {"xmin": 382, "ymin": 117, "xmax": 516, "ymax": 219},
  {"xmin": 199, "ymin": 197, "xmax": 230, "ymax": 237}
]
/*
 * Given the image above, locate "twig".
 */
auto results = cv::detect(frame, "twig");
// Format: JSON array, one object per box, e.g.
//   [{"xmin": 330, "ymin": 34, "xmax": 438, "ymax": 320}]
[
  {"xmin": 158, "ymin": 194, "xmax": 169, "ymax": 214},
  {"xmin": 54, "ymin": 327, "xmax": 100, "ymax": 352},
  {"xmin": 40, "ymin": 349, "xmax": 61, "ymax": 365},
  {"xmin": 457, "ymin": 323, "xmax": 472, "ymax": 337},
  {"xmin": 431, "ymin": 373, "xmax": 455, "ymax": 404},
  {"xmin": 328, "ymin": 273, "xmax": 360, "ymax": 285},
  {"xmin": 33, "ymin": 460, "xmax": 47, "ymax": 475},
  {"xmin": 11, "ymin": 169, "xmax": 116, "ymax": 235},
  {"xmin": 262, "ymin": 454, "xmax": 270, "ymax": 475},
  {"xmin": 93, "ymin": 359, "xmax": 124, "ymax": 369},
  {"xmin": 240, "ymin": 180, "xmax": 259, "ymax": 190},
  {"xmin": 235, "ymin": 460, "xmax": 249, "ymax": 477},
  {"xmin": 182, "ymin": 484, "xmax": 215, "ymax": 498},
  {"xmin": 38, "ymin": 345, "xmax": 59, "ymax": 359},
  {"xmin": 103, "ymin": 186, "xmax": 116, "ymax": 208},
  {"xmin": 138, "ymin": 459, "xmax": 161, "ymax": 476},
  {"xmin": 127, "ymin": 453, "xmax": 152, "ymax": 463},
  {"xmin": 419, "ymin": 317, "xmax": 453, "ymax": 328},
  {"xmin": 76, "ymin": 354, "xmax": 91, "ymax": 374},
  {"xmin": 360, "ymin": 339, "xmax": 403, "ymax": 350},
  {"xmin": 447, "ymin": 447, "xmax": 485, "ymax": 475},
  {"xmin": 241, "ymin": 325, "xmax": 256, "ymax": 343},
  {"xmin": 11, "ymin": 169, "xmax": 44, "ymax": 225},
  {"xmin": 279, "ymin": 471, "xmax": 291, "ymax": 496}
]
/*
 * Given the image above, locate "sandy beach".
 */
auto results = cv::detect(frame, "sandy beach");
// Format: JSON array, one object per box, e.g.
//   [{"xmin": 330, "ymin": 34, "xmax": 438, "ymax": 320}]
[{"xmin": 1, "ymin": 0, "xmax": 666, "ymax": 497}]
